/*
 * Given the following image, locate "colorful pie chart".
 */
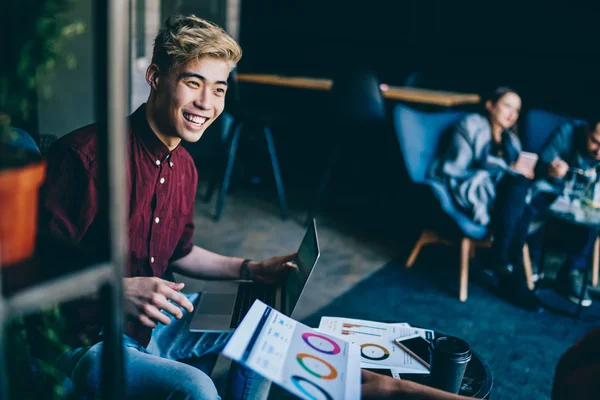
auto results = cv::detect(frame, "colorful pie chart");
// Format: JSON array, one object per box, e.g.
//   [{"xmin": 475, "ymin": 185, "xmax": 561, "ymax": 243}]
[
  {"xmin": 301, "ymin": 332, "xmax": 341, "ymax": 355},
  {"xmin": 291, "ymin": 375, "xmax": 334, "ymax": 400},
  {"xmin": 296, "ymin": 353, "xmax": 338, "ymax": 380},
  {"xmin": 360, "ymin": 343, "xmax": 390, "ymax": 361}
]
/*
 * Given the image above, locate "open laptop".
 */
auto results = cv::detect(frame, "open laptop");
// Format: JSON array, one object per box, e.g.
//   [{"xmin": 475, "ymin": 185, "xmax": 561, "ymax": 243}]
[{"xmin": 189, "ymin": 218, "xmax": 320, "ymax": 332}]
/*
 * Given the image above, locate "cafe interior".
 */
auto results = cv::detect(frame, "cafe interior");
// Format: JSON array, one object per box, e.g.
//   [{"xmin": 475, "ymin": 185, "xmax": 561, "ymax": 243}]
[{"xmin": 1, "ymin": 0, "xmax": 599, "ymax": 399}]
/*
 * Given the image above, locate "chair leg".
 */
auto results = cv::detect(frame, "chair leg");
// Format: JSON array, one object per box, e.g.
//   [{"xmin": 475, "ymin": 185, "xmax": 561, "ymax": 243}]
[
  {"xmin": 203, "ymin": 167, "xmax": 220, "ymax": 203},
  {"xmin": 577, "ymin": 267, "xmax": 591, "ymax": 320},
  {"xmin": 469, "ymin": 245, "xmax": 476, "ymax": 259},
  {"xmin": 522, "ymin": 243, "xmax": 535, "ymax": 291},
  {"xmin": 214, "ymin": 122, "xmax": 243, "ymax": 221},
  {"xmin": 263, "ymin": 126, "xmax": 287, "ymax": 220},
  {"xmin": 459, "ymin": 238, "xmax": 471, "ymax": 302},
  {"xmin": 306, "ymin": 143, "xmax": 342, "ymax": 225},
  {"xmin": 538, "ymin": 227, "xmax": 548, "ymax": 278},
  {"xmin": 406, "ymin": 230, "xmax": 449, "ymax": 267},
  {"xmin": 592, "ymin": 237, "xmax": 599, "ymax": 287},
  {"xmin": 406, "ymin": 230, "xmax": 429, "ymax": 268},
  {"xmin": 205, "ymin": 116, "xmax": 238, "ymax": 203}
]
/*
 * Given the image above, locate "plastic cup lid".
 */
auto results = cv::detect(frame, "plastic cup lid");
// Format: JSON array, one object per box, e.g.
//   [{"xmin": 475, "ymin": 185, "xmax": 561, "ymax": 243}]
[{"xmin": 430, "ymin": 336, "xmax": 472, "ymax": 360}]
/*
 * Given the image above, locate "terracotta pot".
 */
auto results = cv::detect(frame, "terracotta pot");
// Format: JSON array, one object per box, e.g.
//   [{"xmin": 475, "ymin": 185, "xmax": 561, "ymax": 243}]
[{"xmin": 0, "ymin": 161, "xmax": 46, "ymax": 266}]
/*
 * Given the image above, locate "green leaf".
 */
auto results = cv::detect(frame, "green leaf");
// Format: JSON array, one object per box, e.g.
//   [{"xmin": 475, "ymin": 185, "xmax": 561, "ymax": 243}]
[{"xmin": 65, "ymin": 53, "xmax": 78, "ymax": 69}]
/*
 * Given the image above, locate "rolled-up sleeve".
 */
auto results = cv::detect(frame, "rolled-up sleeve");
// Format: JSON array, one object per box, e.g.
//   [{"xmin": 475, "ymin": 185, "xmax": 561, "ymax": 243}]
[{"xmin": 536, "ymin": 123, "xmax": 574, "ymax": 178}]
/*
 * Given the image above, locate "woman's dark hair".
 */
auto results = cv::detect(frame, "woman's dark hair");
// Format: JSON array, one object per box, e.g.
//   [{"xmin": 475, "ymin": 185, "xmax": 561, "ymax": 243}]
[
  {"xmin": 483, "ymin": 86, "xmax": 520, "ymax": 106},
  {"xmin": 481, "ymin": 86, "xmax": 521, "ymax": 135}
]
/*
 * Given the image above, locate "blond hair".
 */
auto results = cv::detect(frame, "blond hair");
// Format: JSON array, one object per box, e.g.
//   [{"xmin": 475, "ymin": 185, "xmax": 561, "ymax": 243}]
[{"xmin": 152, "ymin": 15, "xmax": 242, "ymax": 72}]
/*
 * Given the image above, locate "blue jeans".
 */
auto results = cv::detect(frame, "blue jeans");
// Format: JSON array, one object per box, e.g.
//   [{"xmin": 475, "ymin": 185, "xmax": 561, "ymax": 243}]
[
  {"xmin": 56, "ymin": 293, "xmax": 271, "ymax": 399},
  {"xmin": 492, "ymin": 174, "xmax": 599, "ymax": 279}
]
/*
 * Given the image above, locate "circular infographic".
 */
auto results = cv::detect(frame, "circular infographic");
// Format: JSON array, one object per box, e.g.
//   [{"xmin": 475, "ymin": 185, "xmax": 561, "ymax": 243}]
[
  {"xmin": 296, "ymin": 353, "xmax": 338, "ymax": 380},
  {"xmin": 291, "ymin": 375, "xmax": 334, "ymax": 400},
  {"xmin": 360, "ymin": 343, "xmax": 390, "ymax": 361},
  {"xmin": 301, "ymin": 332, "xmax": 341, "ymax": 355}
]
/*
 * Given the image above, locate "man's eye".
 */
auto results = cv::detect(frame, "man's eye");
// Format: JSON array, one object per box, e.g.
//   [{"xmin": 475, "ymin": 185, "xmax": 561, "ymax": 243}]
[{"xmin": 188, "ymin": 81, "xmax": 200, "ymax": 87}]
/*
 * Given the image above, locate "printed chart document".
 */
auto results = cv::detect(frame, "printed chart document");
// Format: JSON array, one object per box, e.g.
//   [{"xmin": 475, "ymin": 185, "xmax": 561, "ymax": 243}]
[
  {"xmin": 223, "ymin": 301, "xmax": 361, "ymax": 400},
  {"xmin": 318, "ymin": 317, "xmax": 434, "ymax": 374}
]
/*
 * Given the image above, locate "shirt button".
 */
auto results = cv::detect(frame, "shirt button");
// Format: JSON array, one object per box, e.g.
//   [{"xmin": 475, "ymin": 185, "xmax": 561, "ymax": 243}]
[
  {"xmin": 155, "ymin": 217, "xmax": 160, "ymax": 223},
  {"xmin": 150, "ymin": 257, "xmax": 155, "ymax": 263},
  {"xmin": 155, "ymin": 160, "xmax": 161, "ymax": 166},
  {"xmin": 160, "ymin": 177, "xmax": 165, "ymax": 184},
  {"xmin": 169, "ymin": 162, "xmax": 174, "ymax": 167}
]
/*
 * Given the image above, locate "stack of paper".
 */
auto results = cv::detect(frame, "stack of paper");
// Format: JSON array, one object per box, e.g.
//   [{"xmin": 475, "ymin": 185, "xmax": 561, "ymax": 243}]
[
  {"xmin": 223, "ymin": 301, "xmax": 361, "ymax": 400},
  {"xmin": 318, "ymin": 317, "xmax": 433, "ymax": 375}
]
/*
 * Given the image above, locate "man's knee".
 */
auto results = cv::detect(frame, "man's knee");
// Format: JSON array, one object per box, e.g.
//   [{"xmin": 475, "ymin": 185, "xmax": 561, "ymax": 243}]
[
  {"xmin": 70, "ymin": 344, "xmax": 219, "ymax": 400},
  {"xmin": 69, "ymin": 345, "xmax": 103, "ymax": 396},
  {"xmin": 227, "ymin": 363, "xmax": 271, "ymax": 400},
  {"xmin": 172, "ymin": 365, "xmax": 219, "ymax": 400}
]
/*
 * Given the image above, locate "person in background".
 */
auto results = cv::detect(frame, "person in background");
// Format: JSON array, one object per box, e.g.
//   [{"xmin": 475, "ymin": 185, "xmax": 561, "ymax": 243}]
[
  {"xmin": 552, "ymin": 327, "xmax": 600, "ymax": 400},
  {"xmin": 482, "ymin": 114, "xmax": 600, "ymax": 309},
  {"xmin": 428, "ymin": 87, "xmax": 541, "ymax": 311},
  {"xmin": 529, "ymin": 116, "xmax": 600, "ymax": 306},
  {"xmin": 39, "ymin": 15, "xmax": 295, "ymax": 400}
]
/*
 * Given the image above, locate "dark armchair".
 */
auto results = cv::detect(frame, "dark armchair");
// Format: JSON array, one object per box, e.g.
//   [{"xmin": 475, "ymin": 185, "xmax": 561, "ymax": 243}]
[{"xmin": 394, "ymin": 104, "xmax": 536, "ymax": 301}]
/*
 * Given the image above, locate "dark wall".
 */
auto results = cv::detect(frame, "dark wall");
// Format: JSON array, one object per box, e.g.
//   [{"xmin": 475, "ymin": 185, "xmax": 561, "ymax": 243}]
[
  {"xmin": 193, "ymin": 1, "xmax": 600, "ymax": 226},
  {"xmin": 238, "ymin": 0, "xmax": 600, "ymax": 117}
]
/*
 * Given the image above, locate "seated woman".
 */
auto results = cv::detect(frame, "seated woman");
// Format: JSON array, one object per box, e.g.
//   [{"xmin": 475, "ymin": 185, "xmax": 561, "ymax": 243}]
[{"xmin": 428, "ymin": 87, "xmax": 541, "ymax": 310}]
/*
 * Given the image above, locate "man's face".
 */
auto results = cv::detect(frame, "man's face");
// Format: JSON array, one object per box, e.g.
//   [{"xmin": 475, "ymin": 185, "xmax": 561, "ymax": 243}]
[
  {"xmin": 151, "ymin": 57, "xmax": 230, "ymax": 145},
  {"xmin": 586, "ymin": 122, "xmax": 600, "ymax": 160}
]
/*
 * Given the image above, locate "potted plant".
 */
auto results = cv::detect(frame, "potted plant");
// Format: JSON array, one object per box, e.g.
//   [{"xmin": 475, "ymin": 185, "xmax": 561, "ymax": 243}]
[
  {"xmin": 0, "ymin": 118, "xmax": 46, "ymax": 266},
  {"xmin": 1, "ymin": 1, "xmax": 86, "ymax": 398},
  {"xmin": 0, "ymin": 0, "xmax": 83, "ymax": 267}
]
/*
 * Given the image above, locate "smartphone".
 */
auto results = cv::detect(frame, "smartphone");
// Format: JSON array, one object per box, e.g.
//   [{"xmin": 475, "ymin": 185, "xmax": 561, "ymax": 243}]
[
  {"xmin": 515, "ymin": 151, "xmax": 539, "ymax": 174},
  {"xmin": 395, "ymin": 335, "xmax": 431, "ymax": 370}
]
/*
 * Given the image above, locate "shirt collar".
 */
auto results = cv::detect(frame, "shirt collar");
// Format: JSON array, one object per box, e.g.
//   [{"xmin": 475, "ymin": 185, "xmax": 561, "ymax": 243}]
[{"xmin": 130, "ymin": 104, "xmax": 179, "ymax": 166}]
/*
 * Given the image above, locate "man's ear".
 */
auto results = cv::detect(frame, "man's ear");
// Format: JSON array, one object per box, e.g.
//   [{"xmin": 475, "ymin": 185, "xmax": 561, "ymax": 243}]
[{"xmin": 146, "ymin": 64, "xmax": 161, "ymax": 90}]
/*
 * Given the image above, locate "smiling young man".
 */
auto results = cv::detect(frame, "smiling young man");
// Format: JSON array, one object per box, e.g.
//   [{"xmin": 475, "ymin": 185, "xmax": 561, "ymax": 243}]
[{"xmin": 39, "ymin": 15, "xmax": 294, "ymax": 399}]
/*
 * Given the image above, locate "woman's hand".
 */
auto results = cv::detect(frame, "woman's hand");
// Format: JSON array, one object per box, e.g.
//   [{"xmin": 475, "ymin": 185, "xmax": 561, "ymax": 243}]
[{"xmin": 510, "ymin": 162, "xmax": 535, "ymax": 180}]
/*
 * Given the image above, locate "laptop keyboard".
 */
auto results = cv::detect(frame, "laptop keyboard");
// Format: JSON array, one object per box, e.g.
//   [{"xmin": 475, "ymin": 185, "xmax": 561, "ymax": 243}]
[{"xmin": 231, "ymin": 283, "xmax": 277, "ymax": 328}]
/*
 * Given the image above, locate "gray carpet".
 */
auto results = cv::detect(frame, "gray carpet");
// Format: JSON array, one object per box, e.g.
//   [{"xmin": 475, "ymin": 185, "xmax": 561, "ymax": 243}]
[{"xmin": 302, "ymin": 246, "xmax": 600, "ymax": 400}]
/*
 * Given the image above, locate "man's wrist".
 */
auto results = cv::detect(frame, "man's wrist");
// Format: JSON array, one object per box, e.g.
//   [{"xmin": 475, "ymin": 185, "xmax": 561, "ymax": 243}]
[{"xmin": 240, "ymin": 259, "xmax": 253, "ymax": 280}]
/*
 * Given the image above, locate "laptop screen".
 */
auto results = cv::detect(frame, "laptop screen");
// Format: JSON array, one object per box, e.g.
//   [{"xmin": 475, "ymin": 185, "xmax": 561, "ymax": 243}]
[{"xmin": 282, "ymin": 219, "xmax": 320, "ymax": 316}]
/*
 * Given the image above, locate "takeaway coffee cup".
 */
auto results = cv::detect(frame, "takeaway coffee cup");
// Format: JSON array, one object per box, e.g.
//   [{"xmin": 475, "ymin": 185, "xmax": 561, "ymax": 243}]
[{"xmin": 428, "ymin": 336, "xmax": 472, "ymax": 394}]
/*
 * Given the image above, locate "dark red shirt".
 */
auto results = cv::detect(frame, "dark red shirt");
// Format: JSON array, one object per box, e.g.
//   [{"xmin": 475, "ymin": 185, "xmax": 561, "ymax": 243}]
[{"xmin": 39, "ymin": 104, "xmax": 197, "ymax": 347}]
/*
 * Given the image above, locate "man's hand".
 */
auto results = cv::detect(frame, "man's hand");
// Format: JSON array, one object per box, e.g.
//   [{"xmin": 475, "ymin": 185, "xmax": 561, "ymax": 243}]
[
  {"xmin": 362, "ymin": 370, "xmax": 401, "ymax": 399},
  {"xmin": 362, "ymin": 370, "xmax": 471, "ymax": 400},
  {"xmin": 249, "ymin": 253, "xmax": 298, "ymax": 284},
  {"xmin": 123, "ymin": 277, "xmax": 194, "ymax": 328},
  {"xmin": 548, "ymin": 158, "xmax": 569, "ymax": 179}
]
